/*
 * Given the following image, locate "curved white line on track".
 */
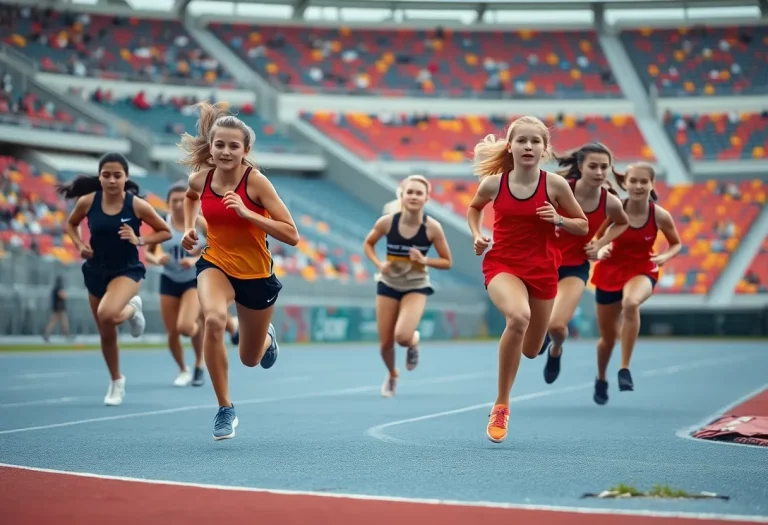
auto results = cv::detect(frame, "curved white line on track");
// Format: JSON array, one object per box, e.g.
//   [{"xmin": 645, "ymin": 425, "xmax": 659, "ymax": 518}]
[{"xmin": 367, "ymin": 354, "xmax": 758, "ymax": 445}]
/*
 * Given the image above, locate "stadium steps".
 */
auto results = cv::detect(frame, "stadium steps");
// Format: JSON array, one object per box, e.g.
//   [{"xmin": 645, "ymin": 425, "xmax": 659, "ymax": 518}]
[
  {"xmin": 709, "ymin": 203, "xmax": 768, "ymax": 303},
  {"xmin": 598, "ymin": 34, "xmax": 691, "ymax": 184}
]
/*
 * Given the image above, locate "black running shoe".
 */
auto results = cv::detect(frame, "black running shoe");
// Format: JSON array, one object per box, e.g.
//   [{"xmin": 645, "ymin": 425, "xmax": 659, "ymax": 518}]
[
  {"xmin": 618, "ymin": 368, "xmax": 634, "ymax": 391},
  {"xmin": 543, "ymin": 344, "xmax": 561, "ymax": 384},
  {"xmin": 594, "ymin": 378, "xmax": 609, "ymax": 405}
]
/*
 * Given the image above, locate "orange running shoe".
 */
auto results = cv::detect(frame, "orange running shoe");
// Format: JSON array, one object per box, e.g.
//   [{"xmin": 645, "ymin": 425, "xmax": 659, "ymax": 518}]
[{"xmin": 487, "ymin": 404, "xmax": 510, "ymax": 443}]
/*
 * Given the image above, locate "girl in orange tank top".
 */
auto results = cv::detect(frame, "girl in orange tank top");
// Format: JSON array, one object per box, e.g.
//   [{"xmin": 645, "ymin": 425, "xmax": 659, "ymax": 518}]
[
  {"xmin": 467, "ymin": 117, "xmax": 589, "ymax": 445},
  {"xmin": 178, "ymin": 100, "xmax": 300, "ymax": 441},
  {"xmin": 590, "ymin": 163, "xmax": 681, "ymax": 406},
  {"xmin": 538, "ymin": 143, "xmax": 629, "ymax": 387}
]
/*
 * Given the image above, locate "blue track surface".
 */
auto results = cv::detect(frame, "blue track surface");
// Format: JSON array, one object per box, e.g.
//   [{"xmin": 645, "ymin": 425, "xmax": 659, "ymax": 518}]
[{"xmin": 0, "ymin": 340, "xmax": 766, "ymax": 518}]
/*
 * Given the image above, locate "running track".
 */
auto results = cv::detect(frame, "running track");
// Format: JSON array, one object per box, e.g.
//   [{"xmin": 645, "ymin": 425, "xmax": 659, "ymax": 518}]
[{"xmin": 0, "ymin": 339, "xmax": 766, "ymax": 524}]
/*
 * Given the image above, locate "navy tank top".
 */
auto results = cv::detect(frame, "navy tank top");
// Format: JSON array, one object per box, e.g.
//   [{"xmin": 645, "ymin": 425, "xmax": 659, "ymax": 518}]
[
  {"xmin": 84, "ymin": 191, "xmax": 143, "ymax": 272},
  {"xmin": 375, "ymin": 212, "xmax": 433, "ymax": 291}
]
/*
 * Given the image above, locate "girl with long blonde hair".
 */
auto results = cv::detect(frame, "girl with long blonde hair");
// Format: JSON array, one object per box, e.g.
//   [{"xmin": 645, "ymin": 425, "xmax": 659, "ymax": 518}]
[
  {"xmin": 467, "ymin": 117, "xmax": 589, "ymax": 443},
  {"xmin": 363, "ymin": 175, "xmax": 453, "ymax": 397}
]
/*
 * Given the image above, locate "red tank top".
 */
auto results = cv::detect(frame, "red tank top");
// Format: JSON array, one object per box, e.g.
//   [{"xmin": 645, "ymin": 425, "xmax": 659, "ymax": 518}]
[
  {"xmin": 484, "ymin": 169, "xmax": 560, "ymax": 273},
  {"xmin": 555, "ymin": 180, "xmax": 608, "ymax": 267},
  {"xmin": 199, "ymin": 167, "xmax": 274, "ymax": 279},
  {"xmin": 591, "ymin": 201, "xmax": 659, "ymax": 291}
]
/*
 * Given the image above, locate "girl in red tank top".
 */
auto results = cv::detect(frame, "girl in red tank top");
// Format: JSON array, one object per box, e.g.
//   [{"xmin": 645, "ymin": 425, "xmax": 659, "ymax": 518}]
[
  {"xmin": 590, "ymin": 163, "xmax": 682, "ymax": 406},
  {"xmin": 178, "ymin": 101, "xmax": 300, "ymax": 441},
  {"xmin": 539, "ymin": 143, "xmax": 629, "ymax": 387},
  {"xmin": 467, "ymin": 117, "xmax": 589, "ymax": 444}
]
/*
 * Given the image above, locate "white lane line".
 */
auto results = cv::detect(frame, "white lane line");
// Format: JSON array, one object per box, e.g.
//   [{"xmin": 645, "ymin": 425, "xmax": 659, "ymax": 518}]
[
  {"xmin": 0, "ymin": 372, "xmax": 489, "ymax": 436},
  {"xmin": 367, "ymin": 354, "xmax": 757, "ymax": 444},
  {"xmin": 0, "ymin": 462, "xmax": 766, "ymax": 523},
  {"xmin": 0, "ymin": 397, "xmax": 78, "ymax": 409}
]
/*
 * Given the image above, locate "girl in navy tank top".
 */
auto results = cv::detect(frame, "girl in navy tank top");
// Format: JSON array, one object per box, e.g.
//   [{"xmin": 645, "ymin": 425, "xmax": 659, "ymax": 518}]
[
  {"xmin": 538, "ymin": 143, "xmax": 629, "ymax": 386},
  {"xmin": 467, "ymin": 117, "xmax": 589, "ymax": 444},
  {"xmin": 590, "ymin": 163, "xmax": 682, "ymax": 405},
  {"xmin": 363, "ymin": 175, "xmax": 453, "ymax": 398},
  {"xmin": 58, "ymin": 152, "xmax": 172, "ymax": 407}
]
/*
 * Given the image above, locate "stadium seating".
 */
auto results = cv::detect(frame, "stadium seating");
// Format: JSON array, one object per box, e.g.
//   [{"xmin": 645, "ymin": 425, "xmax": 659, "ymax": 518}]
[
  {"xmin": 0, "ymin": 68, "xmax": 107, "ymax": 135},
  {"xmin": 87, "ymin": 89, "xmax": 295, "ymax": 151},
  {"xmin": 302, "ymin": 112, "xmax": 653, "ymax": 163},
  {"xmin": 209, "ymin": 23, "xmax": 621, "ymax": 98},
  {"xmin": 737, "ymin": 236, "xmax": 768, "ymax": 294},
  {"xmin": 664, "ymin": 110, "xmax": 768, "ymax": 161},
  {"xmin": 0, "ymin": 5, "xmax": 233, "ymax": 85},
  {"xmin": 620, "ymin": 26, "xmax": 768, "ymax": 96}
]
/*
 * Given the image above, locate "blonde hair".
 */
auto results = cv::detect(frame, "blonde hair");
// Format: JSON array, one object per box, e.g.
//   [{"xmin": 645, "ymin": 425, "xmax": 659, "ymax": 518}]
[
  {"xmin": 615, "ymin": 162, "xmax": 658, "ymax": 202},
  {"xmin": 383, "ymin": 174, "xmax": 431, "ymax": 214},
  {"xmin": 473, "ymin": 116, "xmax": 552, "ymax": 179},
  {"xmin": 177, "ymin": 100, "xmax": 259, "ymax": 171}
]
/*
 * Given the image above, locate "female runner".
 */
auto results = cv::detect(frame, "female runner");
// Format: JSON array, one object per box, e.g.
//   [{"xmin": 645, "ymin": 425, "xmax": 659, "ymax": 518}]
[
  {"xmin": 467, "ymin": 119, "xmax": 588, "ymax": 443},
  {"xmin": 363, "ymin": 175, "xmax": 453, "ymax": 397},
  {"xmin": 178, "ymin": 100, "xmax": 299, "ymax": 440},
  {"xmin": 540, "ymin": 143, "xmax": 629, "ymax": 384},
  {"xmin": 58, "ymin": 152, "xmax": 172, "ymax": 406},
  {"xmin": 590, "ymin": 163, "xmax": 682, "ymax": 405}
]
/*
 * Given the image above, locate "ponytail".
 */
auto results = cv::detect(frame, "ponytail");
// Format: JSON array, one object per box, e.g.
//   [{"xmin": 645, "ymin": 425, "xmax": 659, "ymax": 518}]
[
  {"xmin": 177, "ymin": 100, "xmax": 259, "ymax": 172},
  {"xmin": 55, "ymin": 152, "xmax": 141, "ymax": 199}
]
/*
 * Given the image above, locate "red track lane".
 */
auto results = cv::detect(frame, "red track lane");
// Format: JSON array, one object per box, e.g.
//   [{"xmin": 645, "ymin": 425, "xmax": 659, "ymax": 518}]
[
  {"xmin": 730, "ymin": 387, "xmax": 768, "ymax": 418},
  {"xmin": 0, "ymin": 466, "xmax": 760, "ymax": 525}
]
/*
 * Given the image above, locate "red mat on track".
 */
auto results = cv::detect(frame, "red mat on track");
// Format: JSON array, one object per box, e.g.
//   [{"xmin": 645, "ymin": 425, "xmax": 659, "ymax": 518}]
[
  {"xmin": 693, "ymin": 387, "xmax": 768, "ymax": 447},
  {"xmin": 0, "ymin": 466, "xmax": 758, "ymax": 525}
]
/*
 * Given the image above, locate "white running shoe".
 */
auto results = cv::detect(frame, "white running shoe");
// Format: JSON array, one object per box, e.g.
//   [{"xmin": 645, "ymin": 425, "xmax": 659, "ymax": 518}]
[
  {"xmin": 174, "ymin": 367, "xmax": 192, "ymax": 387},
  {"xmin": 381, "ymin": 373, "xmax": 397, "ymax": 398},
  {"xmin": 127, "ymin": 295, "xmax": 145, "ymax": 338},
  {"xmin": 104, "ymin": 376, "xmax": 126, "ymax": 406}
]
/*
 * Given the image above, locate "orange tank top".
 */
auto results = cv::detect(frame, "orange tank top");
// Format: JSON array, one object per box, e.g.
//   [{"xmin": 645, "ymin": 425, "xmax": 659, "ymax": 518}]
[{"xmin": 199, "ymin": 167, "xmax": 273, "ymax": 279}]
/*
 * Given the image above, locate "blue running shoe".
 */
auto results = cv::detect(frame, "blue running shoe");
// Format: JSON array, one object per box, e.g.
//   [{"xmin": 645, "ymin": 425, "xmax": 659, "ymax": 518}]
[
  {"xmin": 260, "ymin": 323, "xmax": 279, "ymax": 369},
  {"xmin": 212, "ymin": 405, "xmax": 238, "ymax": 440}
]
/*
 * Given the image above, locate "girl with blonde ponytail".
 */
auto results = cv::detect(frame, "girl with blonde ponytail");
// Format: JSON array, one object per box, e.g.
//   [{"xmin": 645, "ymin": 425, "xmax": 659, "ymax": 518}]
[
  {"xmin": 363, "ymin": 175, "xmax": 453, "ymax": 398},
  {"xmin": 467, "ymin": 116, "xmax": 589, "ymax": 444},
  {"xmin": 178, "ymin": 100, "xmax": 300, "ymax": 441}
]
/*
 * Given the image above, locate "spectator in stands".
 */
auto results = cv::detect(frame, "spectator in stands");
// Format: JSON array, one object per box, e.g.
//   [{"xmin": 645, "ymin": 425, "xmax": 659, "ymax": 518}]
[{"xmin": 43, "ymin": 275, "xmax": 71, "ymax": 342}]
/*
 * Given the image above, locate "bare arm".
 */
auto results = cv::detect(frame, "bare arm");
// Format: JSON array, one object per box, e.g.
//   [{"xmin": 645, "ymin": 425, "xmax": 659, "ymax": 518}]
[
  {"xmin": 549, "ymin": 175, "xmax": 588, "ymax": 236},
  {"xmin": 652, "ymin": 205, "xmax": 683, "ymax": 265},
  {"xmin": 64, "ymin": 194, "xmax": 95, "ymax": 252},
  {"xmin": 144, "ymin": 242, "xmax": 164, "ymax": 265},
  {"xmin": 467, "ymin": 175, "xmax": 499, "ymax": 240},
  {"xmin": 184, "ymin": 171, "xmax": 206, "ymax": 232},
  {"xmin": 242, "ymin": 172, "xmax": 300, "ymax": 246},
  {"xmin": 594, "ymin": 193, "xmax": 629, "ymax": 248},
  {"xmin": 423, "ymin": 218, "xmax": 452, "ymax": 270},
  {"xmin": 133, "ymin": 198, "xmax": 172, "ymax": 245},
  {"xmin": 363, "ymin": 215, "xmax": 392, "ymax": 271}
]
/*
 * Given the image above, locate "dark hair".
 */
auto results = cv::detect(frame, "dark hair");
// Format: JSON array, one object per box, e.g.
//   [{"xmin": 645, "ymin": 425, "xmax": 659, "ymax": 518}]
[
  {"xmin": 56, "ymin": 152, "xmax": 141, "ymax": 199},
  {"xmin": 553, "ymin": 142, "xmax": 619, "ymax": 196},
  {"xmin": 166, "ymin": 181, "xmax": 188, "ymax": 202},
  {"xmin": 614, "ymin": 162, "xmax": 658, "ymax": 202}
]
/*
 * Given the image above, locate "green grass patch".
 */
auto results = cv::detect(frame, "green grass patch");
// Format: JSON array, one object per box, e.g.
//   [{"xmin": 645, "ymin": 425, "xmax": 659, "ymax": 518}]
[{"xmin": 582, "ymin": 484, "xmax": 729, "ymax": 500}]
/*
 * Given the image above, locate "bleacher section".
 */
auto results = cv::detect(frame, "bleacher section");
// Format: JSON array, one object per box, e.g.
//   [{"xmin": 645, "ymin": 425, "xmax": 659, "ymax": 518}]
[
  {"xmin": 664, "ymin": 110, "xmax": 768, "ymax": 161},
  {"xmin": 620, "ymin": 26, "xmax": 768, "ymax": 96},
  {"xmin": 209, "ymin": 23, "xmax": 620, "ymax": 98},
  {"xmin": 302, "ymin": 112, "xmax": 653, "ymax": 163},
  {"xmin": 0, "ymin": 5, "xmax": 232, "ymax": 85},
  {"xmin": 0, "ymin": 67, "xmax": 107, "ymax": 135},
  {"xmin": 86, "ymin": 90, "xmax": 295, "ymax": 151},
  {"xmin": 737, "ymin": 236, "xmax": 768, "ymax": 294}
]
